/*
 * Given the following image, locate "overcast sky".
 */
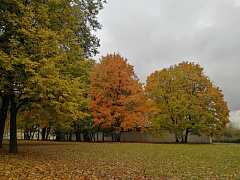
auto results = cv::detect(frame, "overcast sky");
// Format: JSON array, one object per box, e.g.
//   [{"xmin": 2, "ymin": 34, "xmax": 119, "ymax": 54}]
[{"xmin": 93, "ymin": 0, "xmax": 240, "ymax": 125}]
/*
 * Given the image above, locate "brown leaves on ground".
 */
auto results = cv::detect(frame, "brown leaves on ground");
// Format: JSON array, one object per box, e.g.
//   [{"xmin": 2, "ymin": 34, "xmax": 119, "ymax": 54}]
[{"xmin": 1, "ymin": 140, "xmax": 240, "ymax": 179}]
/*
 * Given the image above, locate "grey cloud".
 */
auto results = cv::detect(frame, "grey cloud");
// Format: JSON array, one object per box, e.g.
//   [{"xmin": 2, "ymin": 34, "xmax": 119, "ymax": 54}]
[{"xmin": 94, "ymin": 0, "xmax": 240, "ymax": 112}]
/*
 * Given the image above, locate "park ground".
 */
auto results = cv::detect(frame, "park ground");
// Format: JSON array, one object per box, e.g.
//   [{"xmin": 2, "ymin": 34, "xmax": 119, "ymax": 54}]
[{"xmin": 0, "ymin": 140, "xmax": 240, "ymax": 179}]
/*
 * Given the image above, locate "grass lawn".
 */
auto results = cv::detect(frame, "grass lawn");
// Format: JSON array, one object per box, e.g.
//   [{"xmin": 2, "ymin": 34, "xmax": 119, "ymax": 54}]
[{"xmin": 0, "ymin": 140, "xmax": 240, "ymax": 179}]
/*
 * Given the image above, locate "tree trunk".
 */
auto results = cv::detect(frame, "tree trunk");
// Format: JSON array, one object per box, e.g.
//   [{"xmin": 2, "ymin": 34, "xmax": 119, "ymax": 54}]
[
  {"xmin": 0, "ymin": 95, "xmax": 10, "ymax": 148},
  {"xmin": 115, "ymin": 133, "xmax": 121, "ymax": 142},
  {"xmin": 56, "ymin": 134, "xmax": 61, "ymax": 141},
  {"xmin": 102, "ymin": 132, "xmax": 104, "ymax": 142},
  {"xmin": 75, "ymin": 131, "xmax": 80, "ymax": 141},
  {"xmin": 9, "ymin": 96, "xmax": 18, "ymax": 153},
  {"xmin": 55, "ymin": 130, "xmax": 61, "ymax": 141},
  {"xmin": 83, "ymin": 132, "xmax": 93, "ymax": 142},
  {"xmin": 42, "ymin": 127, "xmax": 46, "ymax": 140},
  {"xmin": 185, "ymin": 128, "xmax": 189, "ymax": 143},
  {"xmin": 46, "ymin": 127, "xmax": 50, "ymax": 140},
  {"xmin": 30, "ymin": 130, "xmax": 35, "ymax": 140},
  {"xmin": 26, "ymin": 130, "xmax": 30, "ymax": 140},
  {"xmin": 24, "ymin": 132, "xmax": 27, "ymax": 140},
  {"xmin": 37, "ymin": 128, "xmax": 40, "ymax": 140}
]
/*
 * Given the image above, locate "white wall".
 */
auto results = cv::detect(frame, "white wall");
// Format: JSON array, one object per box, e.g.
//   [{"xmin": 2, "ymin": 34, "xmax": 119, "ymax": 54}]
[{"xmin": 121, "ymin": 131, "xmax": 212, "ymax": 143}]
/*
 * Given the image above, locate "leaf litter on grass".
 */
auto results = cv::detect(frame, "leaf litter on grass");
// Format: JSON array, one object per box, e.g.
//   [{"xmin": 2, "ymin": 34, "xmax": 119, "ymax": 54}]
[{"xmin": 1, "ymin": 140, "xmax": 240, "ymax": 179}]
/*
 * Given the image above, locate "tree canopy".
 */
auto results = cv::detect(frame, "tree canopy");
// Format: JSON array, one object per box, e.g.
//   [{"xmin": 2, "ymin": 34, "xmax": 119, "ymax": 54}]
[
  {"xmin": 88, "ymin": 54, "xmax": 147, "ymax": 141},
  {"xmin": 0, "ymin": 0, "xmax": 105, "ymax": 152},
  {"xmin": 145, "ymin": 61, "xmax": 230, "ymax": 142}
]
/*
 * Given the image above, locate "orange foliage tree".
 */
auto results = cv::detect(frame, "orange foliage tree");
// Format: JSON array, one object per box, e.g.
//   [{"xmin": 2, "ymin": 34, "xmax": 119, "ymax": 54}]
[
  {"xmin": 145, "ymin": 61, "xmax": 230, "ymax": 142},
  {"xmin": 88, "ymin": 54, "xmax": 147, "ymax": 141}
]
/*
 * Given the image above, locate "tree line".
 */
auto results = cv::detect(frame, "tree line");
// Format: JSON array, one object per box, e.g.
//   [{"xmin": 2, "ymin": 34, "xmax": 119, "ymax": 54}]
[
  {"xmin": 0, "ymin": 0, "xmax": 230, "ymax": 153},
  {"xmin": 213, "ymin": 122, "xmax": 240, "ymax": 143}
]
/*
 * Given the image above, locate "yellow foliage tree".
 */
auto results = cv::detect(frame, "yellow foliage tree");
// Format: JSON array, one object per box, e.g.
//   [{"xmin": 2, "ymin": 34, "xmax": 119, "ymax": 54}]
[
  {"xmin": 145, "ymin": 61, "xmax": 230, "ymax": 142},
  {"xmin": 0, "ymin": 0, "xmax": 98, "ymax": 152}
]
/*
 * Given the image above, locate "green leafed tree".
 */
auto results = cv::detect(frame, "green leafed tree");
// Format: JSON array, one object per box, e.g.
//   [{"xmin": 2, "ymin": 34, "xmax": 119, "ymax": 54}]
[
  {"xmin": 88, "ymin": 54, "xmax": 147, "ymax": 142},
  {"xmin": 145, "ymin": 61, "xmax": 230, "ymax": 142}
]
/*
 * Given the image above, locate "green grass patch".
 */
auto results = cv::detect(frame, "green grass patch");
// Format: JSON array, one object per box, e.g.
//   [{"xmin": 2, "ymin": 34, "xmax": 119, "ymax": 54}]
[{"xmin": 1, "ymin": 140, "xmax": 240, "ymax": 179}]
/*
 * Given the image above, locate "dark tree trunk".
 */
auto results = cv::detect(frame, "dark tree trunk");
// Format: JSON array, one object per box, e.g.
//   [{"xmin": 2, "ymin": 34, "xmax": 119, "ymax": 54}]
[
  {"xmin": 55, "ymin": 130, "xmax": 61, "ymax": 141},
  {"xmin": 26, "ymin": 130, "xmax": 30, "ymax": 140},
  {"xmin": 0, "ymin": 95, "xmax": 10, "ymax": 148},
  {"xmin": 9, "ymin": 96, "xmax": 18, "ymax": 153},
  {"xmin": 83, "ymin": 132, "xmax": 93, "ymax": 142},
  {"xmin": 102, "ymin": 132, "xmax": 104, "ymax": 142},
  {"xmin": 176, "ymin": 138, "xmax": 179, "ymax": 142},
  {"xmin": 24, "ymin": 132, "xmax": 27, "ymax": 140},
  {"xmin": 46, "ymin": 127, "xmax": 50, "ymax": 140},
  {"xmin": 56, "ymin": 134, "xmax": 61, "ymax": 141},
  {"xmin": 37, "ymin": 128, "xmax": 40, "ymax": 140},
  {"xmin": 75, "ymin": 131, "xmax": 80, "ymax": 141},
  {"xmin": 185, "ymin": 128, "xmax": 189, "ymax": 143},
  {"xmin": 90, "ymin": 133, "xmax": 93, "ymax": 141},
  {"xmin": 115, "ymin": 133, "xmax": 121, "ymax": 142},
  {"xmin": 30, "ymin": 129, "xmax": 35, "ymax": 140},
  {"xmin": 42, "ymin": 127, "xmax": 46, "ymax": 140}
]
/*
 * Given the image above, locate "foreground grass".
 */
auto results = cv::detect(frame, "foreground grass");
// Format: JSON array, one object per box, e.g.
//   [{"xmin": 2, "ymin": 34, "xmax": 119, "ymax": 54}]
[{"xmin": 0, "ymin": 140, "xmax": 240, "ymax": 179}]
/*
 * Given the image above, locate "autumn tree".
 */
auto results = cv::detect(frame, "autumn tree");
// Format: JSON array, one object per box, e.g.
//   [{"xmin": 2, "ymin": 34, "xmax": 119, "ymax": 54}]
[
  {"xmin": 0, "ymin": 0, "xmax": 102, "ymax": 152},
  {"xmin": 145, "ymin": 61, "xmax": 230, "ymax": 142},
  {"xmin": 17, "ymin": 105, "xmax": 41, "ymax": 140},
  {"xmin": 88, "ymin": 54, "xmax": 147, "ymax": 141},
  {"xmin": 75, "ymin": 0, "xmax": 106, "ymax": 58}
]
